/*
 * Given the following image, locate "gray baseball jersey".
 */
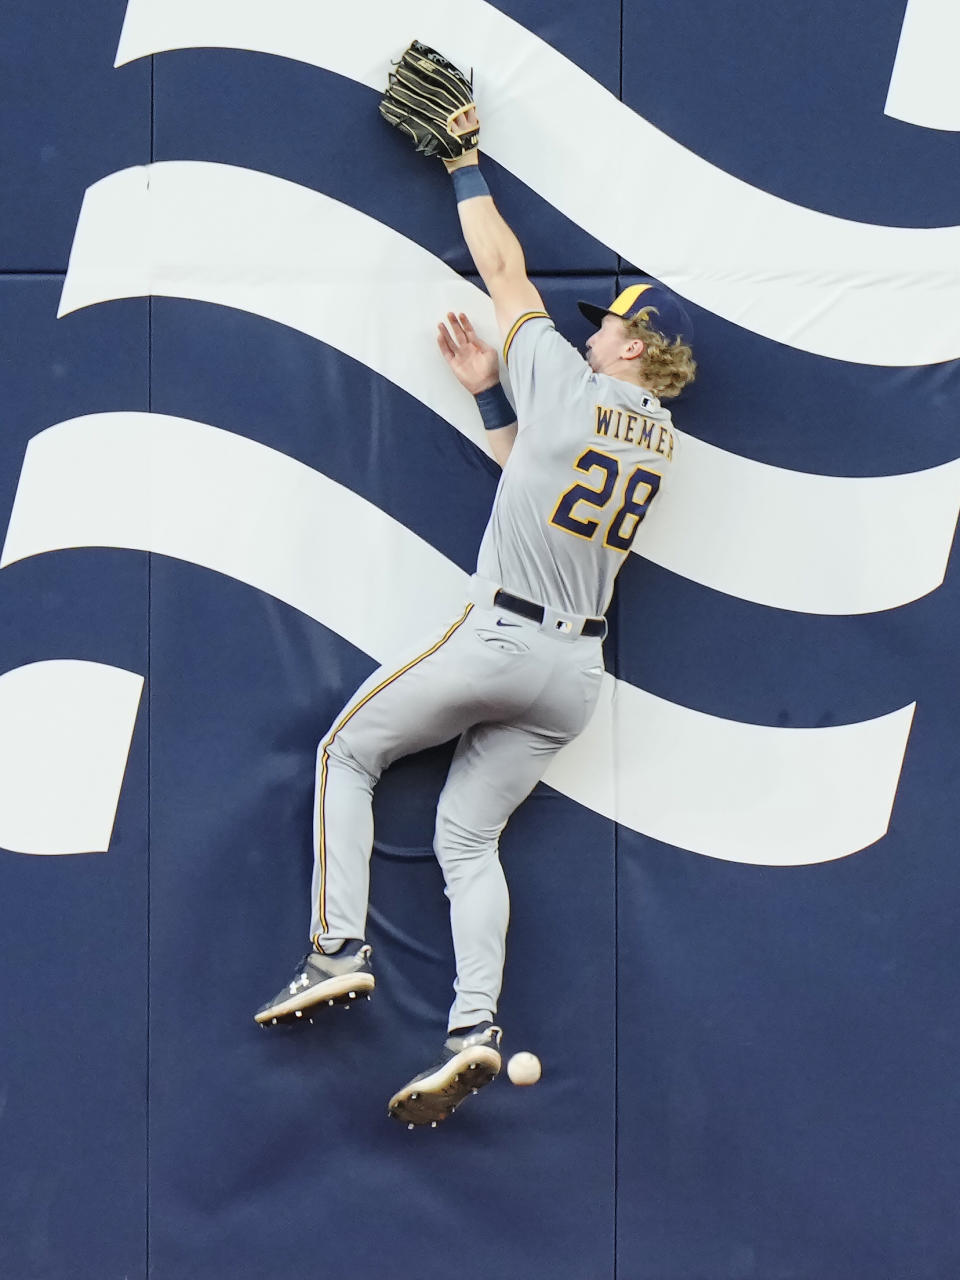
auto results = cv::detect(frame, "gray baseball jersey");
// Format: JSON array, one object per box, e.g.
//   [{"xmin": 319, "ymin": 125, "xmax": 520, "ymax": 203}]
[
  {"xmin": 479, "ymin": 311, "xmax": 677, "ymax": 617},
  {"xmin": 264, "ymin": 306, "xmax": 679, "ymax": 1034}
]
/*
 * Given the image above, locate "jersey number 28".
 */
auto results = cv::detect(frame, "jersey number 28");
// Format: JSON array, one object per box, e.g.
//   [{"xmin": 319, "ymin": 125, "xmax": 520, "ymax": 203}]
[{"xmin": 549, "ymin": 448, "xmax": 661, "ymax": 552}]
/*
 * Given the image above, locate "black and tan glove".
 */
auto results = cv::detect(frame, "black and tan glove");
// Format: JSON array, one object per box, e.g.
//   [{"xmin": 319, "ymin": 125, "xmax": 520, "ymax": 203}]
[{"xmin": 379, "ymin": 40, "xmax": 479, "ymax": 161}]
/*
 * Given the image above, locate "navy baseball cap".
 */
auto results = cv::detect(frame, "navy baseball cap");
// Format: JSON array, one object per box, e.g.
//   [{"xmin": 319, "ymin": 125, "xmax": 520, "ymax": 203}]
[{"xmin": 578, "ymin": 280, "xmax": 694, "ymax": 345}]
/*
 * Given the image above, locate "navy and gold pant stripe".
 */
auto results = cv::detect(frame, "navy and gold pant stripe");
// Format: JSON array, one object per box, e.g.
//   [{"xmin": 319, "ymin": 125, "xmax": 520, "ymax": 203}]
[
  {"xmin": 312, "ymin": 602, "xmax": 475, "ymax": 941},
  {"xmin": 502, "ymin": 310, "xmax": 550, "ymax": 363}
]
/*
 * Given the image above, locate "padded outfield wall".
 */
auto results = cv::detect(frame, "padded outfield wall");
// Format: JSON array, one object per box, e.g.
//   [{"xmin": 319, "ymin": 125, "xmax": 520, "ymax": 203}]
[{"xmin": 1, "ymin": 1, "xmax": 959, "ymax": 1277}]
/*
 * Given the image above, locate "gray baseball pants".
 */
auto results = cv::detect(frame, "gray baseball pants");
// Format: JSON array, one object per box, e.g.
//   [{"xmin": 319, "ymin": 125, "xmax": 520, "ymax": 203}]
[{"xmin": 308, "ymin": 575, "xmax": 605, "ymax": 1030}]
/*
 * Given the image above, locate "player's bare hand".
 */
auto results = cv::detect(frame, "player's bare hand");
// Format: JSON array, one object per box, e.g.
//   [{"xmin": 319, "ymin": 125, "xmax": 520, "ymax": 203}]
[
  {"xmin": 449, "ymin": 104, "xmax": 479, "ymax": 135},
  {"xmin": 437, "ymin": 312, "xmax": 499, "ymax": 393},
  {"xmin": 442, "ymin": 111, "xmax": 480, "ymax": 172}
]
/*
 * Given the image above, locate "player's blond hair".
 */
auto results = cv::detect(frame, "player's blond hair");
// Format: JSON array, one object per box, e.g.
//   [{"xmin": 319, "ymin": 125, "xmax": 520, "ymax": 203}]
[{"xmin": 623, "ymin": 308, "xmax": 696, "ymax": 400}]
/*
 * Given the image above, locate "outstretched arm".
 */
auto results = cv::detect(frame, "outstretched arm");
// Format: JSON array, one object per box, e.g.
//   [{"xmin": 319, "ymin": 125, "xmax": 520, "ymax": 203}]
[
  {"xmin": 444, "ymin": 111, "xmax": 544, "ymax": 339},
  {"xmin": 437, "ymin": 311, "xmax": 517, "ymax": 467}
]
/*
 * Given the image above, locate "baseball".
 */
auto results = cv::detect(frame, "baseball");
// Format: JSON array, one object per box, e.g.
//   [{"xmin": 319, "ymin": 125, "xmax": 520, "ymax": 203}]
[{"xmin": 507, "ymin": 1051, "xmax": 542, "ymax": 1086}]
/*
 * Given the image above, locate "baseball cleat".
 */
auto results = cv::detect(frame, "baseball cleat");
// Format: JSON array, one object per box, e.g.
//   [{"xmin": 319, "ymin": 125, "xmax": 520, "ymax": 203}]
[
  {"xmin": 388, "ymin": 1022, "xmax": 502, "ymax": 1126},
  {"xmin": 254, "ymin": 941, "xmax": 374, "ymax": 1025}
]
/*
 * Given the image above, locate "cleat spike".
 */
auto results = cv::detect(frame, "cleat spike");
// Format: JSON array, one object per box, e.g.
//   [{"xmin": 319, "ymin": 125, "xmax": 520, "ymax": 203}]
[
  {"xmin": 295, "ymin": 1010, "xmax": 303, "ymax": 1018},
  {"xmin": 348, "ymin": 991, "xmax": 356, "ymax": 999},
  {"xmin": 411, "ymin": 1092, "xmax": 419, "ymax": 1100},
  {"xmin": 328, "ymin": 999, "xmax": 334, "ymax": 1006},
  {"xmin": 271, "ymin": 1018, "xmax": 277, "ymax": 1025},
  {"xmin": 472, "ymin": 1088, "xmax": 478, "ymax": 1095},
  {"xmin": 431, "ymin": 1122, "xmax": 437, "ymax": 1128},
  {"xmin": 407, "ymin": 1123, "xmax": 415, "ymax": 1131}
]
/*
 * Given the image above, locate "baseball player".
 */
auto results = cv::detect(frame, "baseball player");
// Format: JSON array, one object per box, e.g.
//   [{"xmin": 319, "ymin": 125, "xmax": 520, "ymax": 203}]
[{"xmin": 256, "ymin": 43, "xmax": 696, "ymax": 1127}]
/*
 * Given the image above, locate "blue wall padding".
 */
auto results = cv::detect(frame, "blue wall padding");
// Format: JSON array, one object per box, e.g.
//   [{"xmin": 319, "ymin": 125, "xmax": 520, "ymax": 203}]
[
  {"xmin": 2, "ymin": 0, "xmax": 960, "ymax": 1277},
  {"xmin": 616, "ymin": 829, "xmax": 960, "ymax": 1277},
  {"xmin": 0, "ymin": 283, "xmax": 150, "ymax": 1277},
  {"xmin": 146, "ymin": 566, "xmax": 616, "ymax": 1276},
  {"xmin": 0, "ymin": 0, "xmax": 149, "ymax": 268},
  {"xmin": 149, "ymin": 296, "xmax": 499, "ymax": 575},
  {"xmin": 153, "ymin": 50, "xmax": 618, "ymax": 275},
  {"xmin": 621, "ymin": 0, "xmax": 960, "ymax": 226}
]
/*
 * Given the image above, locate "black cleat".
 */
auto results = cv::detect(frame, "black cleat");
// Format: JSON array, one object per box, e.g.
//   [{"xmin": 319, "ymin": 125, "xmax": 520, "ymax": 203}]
[
  {"xmin": 254, "ymin": 942, "xmax": 374, "ymax": 1026},
  {"xmin": 388, "ymin": 1022, "xmax": 502, "ymax": 1126}
]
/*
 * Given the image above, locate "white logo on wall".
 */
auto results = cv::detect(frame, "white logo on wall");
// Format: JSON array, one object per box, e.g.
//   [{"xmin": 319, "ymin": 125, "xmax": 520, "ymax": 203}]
[
  {"xmin": 886, "ymin": 0, "xmax": 960, "ymax": 131},
  {"xmin": 3, "ymin": 0, "xmax": 956, "ymax": 862}
]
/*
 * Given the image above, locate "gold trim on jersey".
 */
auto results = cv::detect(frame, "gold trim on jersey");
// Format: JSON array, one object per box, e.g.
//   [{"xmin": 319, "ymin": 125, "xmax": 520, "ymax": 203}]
[
  {"xmin": 502, "ymin": 310, "xmax": 551, "ymax": 363},
  {"xmin": 602, "ymin": 468, "xmax": 662, "ymax": 552},
  {"xmin": 549, "ymin": 447, "xmax": 620, "ymax": 542},
  {"xmin": 313, "ymin": 603, "xmax": 475, "ymax": 936}
]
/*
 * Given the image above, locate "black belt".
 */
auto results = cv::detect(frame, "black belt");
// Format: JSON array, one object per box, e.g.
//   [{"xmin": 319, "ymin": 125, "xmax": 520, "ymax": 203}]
[{"xmin": 493, "ymin": 589, "xmax": 606, "ymax": 637}]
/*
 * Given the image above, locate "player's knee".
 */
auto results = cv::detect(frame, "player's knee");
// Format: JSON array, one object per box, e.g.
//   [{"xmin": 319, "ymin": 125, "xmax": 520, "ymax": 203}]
[
  {"xmin": 434, "ymin": 808, "xmax": 499, "ymax": 868},
  {"xmin": 318, "ymin": 732, "xmax": 377, "ymax": 786}
]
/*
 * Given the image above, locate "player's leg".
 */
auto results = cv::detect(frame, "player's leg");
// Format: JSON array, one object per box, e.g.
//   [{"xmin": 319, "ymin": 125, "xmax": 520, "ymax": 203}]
[
  {"xmin": 255, "ymin": 604, "xmax": 484, "ymax": 1023},
  {"xmin": 387, "ymin": 625, "xmax": 604, "ymax": 1123},
  {"xmin": 309, "ymin": 604, "xmax": 481, "ymax": 951},
  {"xmin": 436, "ymin": 629, "xmax": 603, "ymax": 1035},
  {"xmin": 435, "ymin": 719, "xmax": 571, "ymax": 1029},
  {"xmin": 387, "ymin": 716, "xmax": 581, "ymax": 1125}
]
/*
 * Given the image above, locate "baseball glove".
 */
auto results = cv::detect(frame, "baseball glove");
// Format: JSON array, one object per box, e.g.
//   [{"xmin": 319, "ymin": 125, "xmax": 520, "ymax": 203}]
[{"xmin": 379, "ymin": 40, "xmax": 479, "ymax": 161}]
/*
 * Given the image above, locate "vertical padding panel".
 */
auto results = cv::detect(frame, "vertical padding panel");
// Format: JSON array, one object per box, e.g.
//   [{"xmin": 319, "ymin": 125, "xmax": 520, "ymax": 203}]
[
  {"xmin": 621, "ymin": 0, "xmax": 960, "ymax": 226},
  {"xmin": 0, "ymin": 283, "xmax": 150, "ymax": 1278},
  {"xmin": 616, "ymin": 804, "xmax": 960, "ymax": 1278},
  {"xmin": 145, "ymin": 274, "xmax": 618, "ymax": 1276},
  {"xmin": 0, "ymin": 0, "xmax": 151, "ymax": 268},
  {"xmin": 615, "ymin": 1, "xmax": 960, "ymax": 1274}
]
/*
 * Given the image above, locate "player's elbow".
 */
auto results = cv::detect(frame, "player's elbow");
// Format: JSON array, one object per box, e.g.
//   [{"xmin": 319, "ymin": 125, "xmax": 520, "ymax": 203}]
[{"xmin": 480, "ymin": 245, "xmax": 527, "ymax": 295}]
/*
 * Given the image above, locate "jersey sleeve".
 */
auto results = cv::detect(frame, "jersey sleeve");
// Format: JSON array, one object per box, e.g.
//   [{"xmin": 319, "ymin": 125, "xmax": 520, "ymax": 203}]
[{"xmin": 502, "ymin": 312, "xmax": 593, "ymax": 432}]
